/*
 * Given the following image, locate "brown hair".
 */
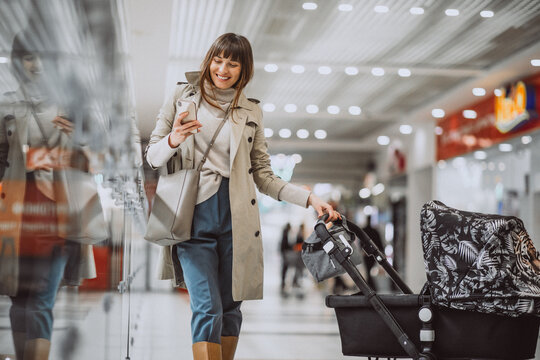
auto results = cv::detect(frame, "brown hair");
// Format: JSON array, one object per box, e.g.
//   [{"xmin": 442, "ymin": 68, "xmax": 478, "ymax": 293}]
[{"xmin": 199, "ymin": 33, "xmax": 254, "ymax": 116}]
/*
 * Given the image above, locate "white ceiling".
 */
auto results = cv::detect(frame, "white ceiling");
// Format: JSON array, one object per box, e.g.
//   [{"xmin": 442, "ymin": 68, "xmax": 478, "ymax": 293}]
[{"xmin": 126, "ymin": 0, "xmax": 540, "ymax": 188}]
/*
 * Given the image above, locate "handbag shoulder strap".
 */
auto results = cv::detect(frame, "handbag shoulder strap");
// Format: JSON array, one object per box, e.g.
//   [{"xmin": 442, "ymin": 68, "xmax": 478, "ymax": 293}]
[{"xmin": 196, "ymin": 104, "xmax": 231, "ymax": 171}]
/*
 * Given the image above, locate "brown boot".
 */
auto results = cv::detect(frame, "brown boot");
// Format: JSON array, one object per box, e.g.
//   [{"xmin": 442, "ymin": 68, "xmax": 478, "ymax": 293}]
[
  {"xmin": 12, "ymin": 331, "xmax": 26, "ymax": 360},
  {"xmin": 192, "ymin": 341, "xmax": 222, "ymax": 360},
  {"xmin": 221, "ymin": 336, "xmax": 238, "ymax": 360},
  {"xmin": 23, "ymin": 338, "xmax": 51, "ymax": 360}
]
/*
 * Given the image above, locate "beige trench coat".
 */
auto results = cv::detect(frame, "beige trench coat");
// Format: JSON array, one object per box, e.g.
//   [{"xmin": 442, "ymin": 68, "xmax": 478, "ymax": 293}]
[
  {"xmin": 146, "ymin": 72, "xmax": 311, "ymax": 301},
  {"xmin": 0, "ymin": 89, "xmax": 97, "ymax": 296}
]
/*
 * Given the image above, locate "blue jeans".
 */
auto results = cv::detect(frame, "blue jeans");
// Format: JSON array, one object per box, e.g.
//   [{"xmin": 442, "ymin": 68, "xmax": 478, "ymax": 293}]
[
  {"xmin": 10, "ymin": 247, "xmax": 68, "ymax": 340},
  {"xmin": 176, "ymin": 178, "xmax": 242, "ymax": 344}
]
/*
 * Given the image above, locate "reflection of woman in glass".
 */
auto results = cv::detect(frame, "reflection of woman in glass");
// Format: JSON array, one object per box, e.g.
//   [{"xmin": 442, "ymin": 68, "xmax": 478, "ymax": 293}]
[
  {"xmin": 0, "ymin": 30, "xmax": 95, "ymax": 360},
  {"xmin": 146, "ymin": 33, "xmax": 339, "ymax": 360}
]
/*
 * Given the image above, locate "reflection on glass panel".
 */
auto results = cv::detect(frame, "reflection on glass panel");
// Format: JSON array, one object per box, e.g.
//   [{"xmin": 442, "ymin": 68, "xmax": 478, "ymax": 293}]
[{"xmin": 0, "ymin": 1, "xmax": 147, "ymax": 359}]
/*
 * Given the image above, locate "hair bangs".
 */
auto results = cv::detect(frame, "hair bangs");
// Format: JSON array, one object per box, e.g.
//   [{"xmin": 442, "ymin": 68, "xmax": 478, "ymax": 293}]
[{"xmin": 212, "ymin": 37, "xmax": 243, "ymax": 63}]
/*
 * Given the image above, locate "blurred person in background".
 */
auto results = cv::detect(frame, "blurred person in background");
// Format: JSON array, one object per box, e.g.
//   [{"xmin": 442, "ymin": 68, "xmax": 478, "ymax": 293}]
[
  {"xmin": 362, "ymin": 215, "xmax": 384, "ymax": 290},
  {"xmin": 291, "ymin": 223, "xmax": 305, "ymax": 289},
  {"xmin": 145, "ymin": 33, "xmax": 339, "ymax": 360},
  {"xmin": 0, "ymin": 29, "xmax": 96, "ymax": 360},
  {"xmin": 279, "ymin": 222, "xmax": 293, "ymax": 295}
]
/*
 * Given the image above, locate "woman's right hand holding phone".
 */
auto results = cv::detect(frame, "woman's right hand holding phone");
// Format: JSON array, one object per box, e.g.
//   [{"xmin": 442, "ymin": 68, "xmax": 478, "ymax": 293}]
[{"xmin": 168, "ymin": 111, "xmax": 202, "ymax": 148}]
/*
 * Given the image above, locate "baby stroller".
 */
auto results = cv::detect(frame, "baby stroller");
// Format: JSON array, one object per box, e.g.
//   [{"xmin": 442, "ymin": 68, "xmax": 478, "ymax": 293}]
[{"xmin": 305, "ymin": 202, "xmax": 540, "ymax": 360}]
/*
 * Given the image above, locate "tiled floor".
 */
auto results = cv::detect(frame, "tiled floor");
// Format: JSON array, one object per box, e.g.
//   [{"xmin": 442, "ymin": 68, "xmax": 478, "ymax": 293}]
[{"xmin": 2, "ymin": 247, "xmax": 540, "ymax": 359}]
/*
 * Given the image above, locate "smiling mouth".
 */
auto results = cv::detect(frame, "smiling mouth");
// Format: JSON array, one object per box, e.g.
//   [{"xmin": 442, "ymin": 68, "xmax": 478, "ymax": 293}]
[{"xmin": 216, "ymin": 74, "xmax": 230, "ymax": 81}]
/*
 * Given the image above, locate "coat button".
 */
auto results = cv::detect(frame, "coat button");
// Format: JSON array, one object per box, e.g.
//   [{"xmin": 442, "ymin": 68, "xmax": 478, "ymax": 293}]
[
  {"xmin": 248, "ymin": 137, "xmax": 253, "ymax": 143},
  {"xmin": 248, "ymin": 167, "xmax": 253, "ymax": 174},
  {"xmin": 251, "ymin": 199, "xmax": 256, "ymax": 205},
  {"xmin": 255, "ymin": 231, "xmax": 260, "ymax": 237},
  {"xmin": 7, "ymin": 130, "xmax": 12, "ymax": 136}
]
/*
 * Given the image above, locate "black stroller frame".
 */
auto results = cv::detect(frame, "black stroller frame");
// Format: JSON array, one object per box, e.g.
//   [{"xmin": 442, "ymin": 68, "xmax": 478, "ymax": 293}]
[{"xmin": 315, "ymin": 215, "xmax": 540, "ymax": 360}]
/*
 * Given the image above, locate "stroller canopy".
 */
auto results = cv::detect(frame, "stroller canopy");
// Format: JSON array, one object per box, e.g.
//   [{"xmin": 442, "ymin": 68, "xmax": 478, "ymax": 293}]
[{"xmin": 421, "ymin": 200, "xmax": 540, "ymax": 316}]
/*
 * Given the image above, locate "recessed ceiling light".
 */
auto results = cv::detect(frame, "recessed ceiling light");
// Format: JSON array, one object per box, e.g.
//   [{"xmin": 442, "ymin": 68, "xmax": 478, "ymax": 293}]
[
  {"xmin": 345, "ymin": 66, "xmax": 358, "ymax": 75},
  {"xmin": 0, "ymin": 57, "xmax": 8, "ymax": 64},
  {"xmin": 279, "ymin": 128, "xmax": 292, "ymax": 138},
  {"xmin": 409, "ymin": 7, "xmax": 424, "ymax": 15},
  {"xmin": 472, "ymin": 88, "xmax": 486, "ymax": 96},
  {"xmin": 291, "ymin": 154, "xmax": 303, "ymax": 163},
  {"xmin": 314, "ymin": 129, "xmax": 327, "ymax": 139},
  {"xmin": 377, "ymin": 135, "xmax": 390, "ymax": 145},
  {"xmin": 522, "ymin": 135, "xmax": 532, "ymax": 144},
  {"xmin": 264, "ymin": 128, "xmax": 274, "ymax": 138},
  {"xmin": 348, "ymin": 106, "xmax": 361, "ymax": 115},
  {"xmin": 399, "ymin": 124, "xmax": 413, "ymax": 134},
  {"xmin": 359, "ymin": 188, "xmax": 371, "ymax": 199},
  {"xmin": 284, "ymin": 104, "xmax": 297, "ymax": 113},
  {"xmin": 302, "ymin": 2, "xmax": 317, "ymax": 10},
  {"xmin": 306, "ymin": 104, "xmax": 319, "ymax": 114},
  {"xmin": 371, "ymin": 67, "xmax": 385, "ymax": 76},
  {"xmin": 327, "ymin": 105, "xmax": 340, "ymax": 114},
  {"xmin": 498, "ymin": 143, "xmax": 512, "ymax": 152},
  {"xmin": 480, "ymin": 10, "xmax": 494, "ymax": 18},
  {"xmin": 531, "ymin": 59, "xmax": 540, "ymax": 67},
  {"xmin": 494, "ymin": 89, "xmax": 503, "ymax": 96},
  {"xmin": 318, "ymin": 66, "xmax": 332, "ymax": 75},
  {"xmin": 296, "ymin": 129, "xmax": 309, "ymax": 139},
  {"xmin": 372, "ymin": 183, "xmax": 385, "ymax": 196},
  {"xmin": 463, "ymin": 110, "xmax": 477, "ymax": 119},
  {"xmin": 291, "ymin": 65, "xmax": 305, "ymax": 74},
  {"xmin": 264, "ymin": 64, "xmax": 278, "ymax": 72},
  {"xmin": 474, "ymin": 151, "xmax": 487, "ymax": 160},
  {"xmin": 374, "ymin": 5, "xmax": 389, "ymax": 13},
  {"xmin": 398, "ymin": 68, "xmax": 411, "ymax": 77},
  {"xmin": 445, "ymin": 9, "xmax": 459, "ymax": 16},
  {"xmin": 263, "ymin": 103, "xmax": 275, "ymax": 112},
  {"xmin": 432, "ymin": 109, "xmax": 445, "ymax": 118},
  {"xmin": 338, "ymin": 4, "xmax": 353, "ymax": 11}
]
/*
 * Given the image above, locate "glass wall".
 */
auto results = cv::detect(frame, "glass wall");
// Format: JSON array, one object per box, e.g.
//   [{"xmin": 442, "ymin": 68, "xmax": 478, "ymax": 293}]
[{"xmin": 0, "ymin": 1, "xmax": 148, "ymax": 359}]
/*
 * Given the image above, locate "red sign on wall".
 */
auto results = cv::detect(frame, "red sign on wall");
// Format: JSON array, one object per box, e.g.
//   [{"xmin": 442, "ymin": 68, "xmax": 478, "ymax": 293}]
[{"xmin": 437, "ymin": 73, "xmax": 540, "ymax": 161}]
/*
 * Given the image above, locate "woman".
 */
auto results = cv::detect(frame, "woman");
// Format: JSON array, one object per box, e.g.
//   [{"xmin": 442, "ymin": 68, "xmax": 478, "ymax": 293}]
[
  {"xmin": 146, "ymin": 33, "xmax": 339, "ymax": 360},
  {"xmin": 0, "ymin": 30, "xmax": 96, "ymax": 360}
]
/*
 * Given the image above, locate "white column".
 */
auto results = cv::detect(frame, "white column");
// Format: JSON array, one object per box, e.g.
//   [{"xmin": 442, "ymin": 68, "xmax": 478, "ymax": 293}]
[{"xmin": 405, "ymin": 121, "xmax": 435, "ymax": 292}]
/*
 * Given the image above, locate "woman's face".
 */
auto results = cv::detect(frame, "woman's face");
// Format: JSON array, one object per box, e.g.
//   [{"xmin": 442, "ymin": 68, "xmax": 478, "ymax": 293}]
[
  {"xmin": 21, "ymin": 53, "xmax": 42, "ymax": 82},
  {"xmin": 210, "ymin": 53, "xmax": 241, "ymax": 89}
]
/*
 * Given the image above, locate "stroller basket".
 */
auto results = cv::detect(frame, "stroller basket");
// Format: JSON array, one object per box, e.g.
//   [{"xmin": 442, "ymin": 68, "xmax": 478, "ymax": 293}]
[
  {"xmin": 306, "ymin": 213, "xmax": 540, "ymax": 359},
  {"xmin": 326, "ymin": 293, "xmax": 540, "ymax": 359}
]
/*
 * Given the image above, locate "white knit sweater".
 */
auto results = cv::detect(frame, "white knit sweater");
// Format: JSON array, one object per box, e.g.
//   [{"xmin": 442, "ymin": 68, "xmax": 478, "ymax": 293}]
[{"xmin": 194, "ymin": 85, "xmax": 235, "ymax": 204}]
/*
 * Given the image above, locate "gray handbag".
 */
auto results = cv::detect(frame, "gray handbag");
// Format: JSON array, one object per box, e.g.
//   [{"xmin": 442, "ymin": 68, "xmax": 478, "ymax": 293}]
[
  {"xmin": 302, "ymin": 215, "xmax": 362, "ymax": 282},
  {"xmin": 144, "ymin": 107, "xmax": 230, "ymax": 246}
]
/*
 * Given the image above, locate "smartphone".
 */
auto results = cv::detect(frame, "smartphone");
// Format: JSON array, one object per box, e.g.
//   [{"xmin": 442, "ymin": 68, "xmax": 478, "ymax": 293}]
[{"xmin": 176, "ymin": 99, "xmax": 198, "ymax": 134}]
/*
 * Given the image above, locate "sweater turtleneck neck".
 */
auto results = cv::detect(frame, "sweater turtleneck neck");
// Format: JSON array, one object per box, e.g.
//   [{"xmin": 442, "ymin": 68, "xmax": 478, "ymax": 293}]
[{"xmin": 203, "ymin": 81, "xmax": 236, "ymax": 109}]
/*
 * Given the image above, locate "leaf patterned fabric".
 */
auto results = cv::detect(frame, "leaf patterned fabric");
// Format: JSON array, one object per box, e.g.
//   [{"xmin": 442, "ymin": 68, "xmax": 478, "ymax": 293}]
[{"xmin": 421, "ymin": 200, "xmax": 540, "ymax": 317}]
